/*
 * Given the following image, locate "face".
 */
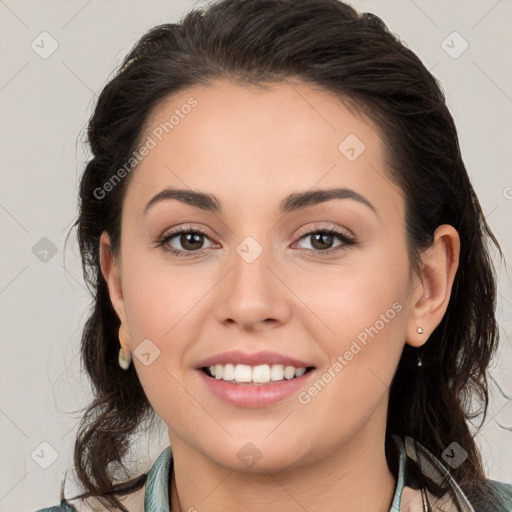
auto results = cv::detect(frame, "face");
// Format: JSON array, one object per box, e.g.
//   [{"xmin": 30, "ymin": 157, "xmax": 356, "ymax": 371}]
[{"xmin": 102, "ymin": 78, "xmax": 435, "ymax": 472}]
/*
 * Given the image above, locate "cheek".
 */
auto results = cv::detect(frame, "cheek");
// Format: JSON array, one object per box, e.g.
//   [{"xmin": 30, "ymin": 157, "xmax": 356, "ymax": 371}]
[
  {"xmin": 293, "ymin": 240, "xmax": 409, "ymax": 411},
  {"xmin": 119, "ymin": 254, "xmax": 215, "ymax": 409},
  {"xmin": 119, "ymin": 260, "xmax": 200, "ymax": 418},
  {"xmin": 296, "ymin": 281, "xmax": 407, "ymax": 445},
  {"xmin": 121, "ymin": 253, "xmax": 208, "ymax": 343},
  {"xmin": 293, "ymin": 242, "xmax": 409, "ymax": 346}
]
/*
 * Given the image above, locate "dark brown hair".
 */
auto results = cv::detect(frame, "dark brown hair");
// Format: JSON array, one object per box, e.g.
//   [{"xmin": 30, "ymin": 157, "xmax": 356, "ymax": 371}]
[{"xmin": 65, "ymin": 0, "xmax": 504, "ymax": 509}]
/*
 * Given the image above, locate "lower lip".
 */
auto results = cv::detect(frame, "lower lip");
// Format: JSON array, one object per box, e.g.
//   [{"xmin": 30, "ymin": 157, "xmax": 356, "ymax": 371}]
[{"xmin": 197, "ymin": 369, "xmax": 315, "ymax": 408}]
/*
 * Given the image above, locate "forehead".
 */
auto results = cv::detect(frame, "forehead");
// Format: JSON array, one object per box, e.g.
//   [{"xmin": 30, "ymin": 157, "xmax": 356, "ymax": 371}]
[{"xmin": 123, "ymin": 78, "xmax": 401, "ymax": 219}]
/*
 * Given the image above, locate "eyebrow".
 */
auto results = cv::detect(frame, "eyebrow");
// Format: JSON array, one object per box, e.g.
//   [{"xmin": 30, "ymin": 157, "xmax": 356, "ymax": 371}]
[{"xmin": 143, "ymin": 187, "xmax": 378, "ymax": 216}]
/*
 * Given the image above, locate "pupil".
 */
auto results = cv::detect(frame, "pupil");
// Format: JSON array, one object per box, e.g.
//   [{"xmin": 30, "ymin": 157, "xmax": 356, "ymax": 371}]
[
  {"xmin": 182, "ymin": 232, "xmax": 203, "ymax": 250},
  {"xmin": 312, "ymin": 233, "xmax": 333, "ymax": 250}
]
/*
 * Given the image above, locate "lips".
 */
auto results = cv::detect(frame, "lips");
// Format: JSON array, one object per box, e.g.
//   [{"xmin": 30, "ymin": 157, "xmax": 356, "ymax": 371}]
[
  {"xmin": 197, "ymin": 365, "xmax": 317, "ymax": 408},
  {"xmin": 196, "ymin": 349, "xmax": 315, "ymax": 369}
]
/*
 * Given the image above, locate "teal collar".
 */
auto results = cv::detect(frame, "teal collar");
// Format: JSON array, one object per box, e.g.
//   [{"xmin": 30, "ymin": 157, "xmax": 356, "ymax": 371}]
[
  {"xmin": 143, "ymin": 435, "xmax": 508, "ymax": 511},
  {"xmin": 143, "ymin": 440, "xmax": 407, "ymax": 512},
  {"xmin": 144, "ymin": 445, "xmax": 172, "ymax": 511},
  {"xmin": 389, "ymin": 436, "xmax": 407, "ymax": 511}
]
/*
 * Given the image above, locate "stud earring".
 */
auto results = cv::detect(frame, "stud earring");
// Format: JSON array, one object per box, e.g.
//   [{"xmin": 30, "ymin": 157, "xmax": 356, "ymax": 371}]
[
  {"xmin": 416, "ymin": 327, "xmax": 424, "ymax": 366},
  {"xmin": 118, "ymin": 326, "xmax": 132, "ymax": 370}
]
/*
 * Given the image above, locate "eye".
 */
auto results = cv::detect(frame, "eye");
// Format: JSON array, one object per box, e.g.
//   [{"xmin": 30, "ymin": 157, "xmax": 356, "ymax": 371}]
[
  {"xmin": 154, "ymin": 224, "xmax": 357, "ymax": 257},
  {"xmin": 293, "ymin": 226, "xmax": 356, "ymax": 254},
  {"xmin": 155, "ymin": 227, "xmax": 217, "ymax": 257}
]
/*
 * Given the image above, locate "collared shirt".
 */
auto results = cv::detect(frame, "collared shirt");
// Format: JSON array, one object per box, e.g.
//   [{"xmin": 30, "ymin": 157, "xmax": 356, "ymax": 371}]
[{"xmin": 35, "ymin": 435, "xmax": 512, "ymax": 512}]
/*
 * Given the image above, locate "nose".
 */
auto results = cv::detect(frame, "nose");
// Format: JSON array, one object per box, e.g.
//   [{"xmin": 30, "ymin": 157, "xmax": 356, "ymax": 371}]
[{"xmin": 214, "ymin": 238, "xmax": 292, "ymax": 332}]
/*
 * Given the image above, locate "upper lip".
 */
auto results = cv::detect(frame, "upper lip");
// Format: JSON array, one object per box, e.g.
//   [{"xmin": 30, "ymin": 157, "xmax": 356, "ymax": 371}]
[{"xmin": 196, "ymin": 350, "xmax": 314, "ymax": 369}]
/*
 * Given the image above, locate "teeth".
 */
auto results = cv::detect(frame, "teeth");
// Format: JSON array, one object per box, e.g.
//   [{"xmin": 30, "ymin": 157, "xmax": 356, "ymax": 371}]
[
  {"xmin": 235, "ymin": 364, "xmax": 252, "ymax": 382},
  {"xmin": 270, "ymin": 364, "xmax": 284, "ymax": 381},
  {"xmin": 212, "ymin": 365, "xmax": 222, "ymax": 379},
  {"xmin": 295, "ymin": 367, "xmax": 306, "ymax": 377},
  {"xmin": 284, "ymin": 366, "xmax": 295, "ymax": 379},
  {"xmin": 223, "ymin": 363, "xmax": 235, "ymax": 381},
  {"xmin": 252, "ymin": 364, "xmax": 270, "ymax": 383},
  {"xmin": 206, "ymin": 363, "xmax": 309, "ymax": 383}
]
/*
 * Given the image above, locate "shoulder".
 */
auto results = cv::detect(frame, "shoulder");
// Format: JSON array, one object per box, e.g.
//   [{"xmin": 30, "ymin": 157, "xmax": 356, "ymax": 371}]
[
  {"xmin": 33, "ymin": 499, "xmax": 78, "ymax": 512},
  {"xmin": 33, "ymin": 489, "xmax": 145, "ymax": 512},
  {"xmin": 32, "ymin": 447, "xmax": 168, "ymax": 512},
  {"xmin": 486, "ymin": 479, "xmax": 512, "ymax": 511},
  {"xmin": 395, "ymin": 435, "xmax": 512, "ymax": 511}
]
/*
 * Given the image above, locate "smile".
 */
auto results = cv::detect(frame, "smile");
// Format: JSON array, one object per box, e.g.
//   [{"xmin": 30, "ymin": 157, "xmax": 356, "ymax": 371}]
[{"xmin": 202, "ymin": 363, "xmax": 314, "ymax": 384}]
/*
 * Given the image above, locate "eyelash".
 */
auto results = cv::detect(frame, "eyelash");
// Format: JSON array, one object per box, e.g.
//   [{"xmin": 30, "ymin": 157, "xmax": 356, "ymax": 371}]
[{"xmin": 155, "ymin": 225, "xmax": 357, "ymax": 258}]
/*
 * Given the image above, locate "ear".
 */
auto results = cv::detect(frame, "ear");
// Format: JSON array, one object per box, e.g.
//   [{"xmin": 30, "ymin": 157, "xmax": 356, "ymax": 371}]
[
  {"xmin": 405, "ymin": 224, "xmax": 460, "ymax": 348},
  {"xmin": 99, "ymin": 231, "xmax": 128, "ymax": 328}
]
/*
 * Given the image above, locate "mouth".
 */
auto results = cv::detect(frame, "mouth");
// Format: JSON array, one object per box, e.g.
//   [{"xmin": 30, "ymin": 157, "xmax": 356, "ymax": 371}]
[
  {"xmin": 200, "ymin": 364, "xmax": 316, "ymax": 385},
  {"xmin": 197, "ymin": 362, "xmax": 318, "ymax": 408}
]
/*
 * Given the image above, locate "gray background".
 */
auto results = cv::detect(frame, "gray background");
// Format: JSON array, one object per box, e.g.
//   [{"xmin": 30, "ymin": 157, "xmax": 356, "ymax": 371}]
[{"xmin": 0, "ymin": 0, "xmax": 511, "ymax": 510}]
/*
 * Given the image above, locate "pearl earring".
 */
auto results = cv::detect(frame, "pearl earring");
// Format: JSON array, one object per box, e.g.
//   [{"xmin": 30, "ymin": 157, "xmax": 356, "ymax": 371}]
[
  {"xmin": 118, "ymin": 346, "xmax": 132, "ymax": 370},
  {"xmin": 417, "ymin": 327, "xmax": 424, "ymax": 334},
  {"xmin": 118, "ymin": 326, "xmax": 132, "ymax": 370}
]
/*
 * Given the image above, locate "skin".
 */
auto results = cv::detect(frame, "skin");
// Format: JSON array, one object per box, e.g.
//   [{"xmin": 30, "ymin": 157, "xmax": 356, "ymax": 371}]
[{"xmin": 100, "ymin": 78, "xmax": 460, "ymax": 512}]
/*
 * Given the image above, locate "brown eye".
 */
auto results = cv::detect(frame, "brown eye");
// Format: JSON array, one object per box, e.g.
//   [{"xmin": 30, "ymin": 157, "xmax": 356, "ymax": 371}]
[
  {"xmin": 310, "ymin": 232, "xmax": 336, "ymax": 250},
  {"xmin": 156, "ymin": 228, "xmax": 217, "ymax": 256},
  {"xmin": 294, "ymin": 227, "xmax": 356, "ymax": 254},
  {"xmin": 178, "ymin": 232, "xmax": 205, "ymax": 251}
]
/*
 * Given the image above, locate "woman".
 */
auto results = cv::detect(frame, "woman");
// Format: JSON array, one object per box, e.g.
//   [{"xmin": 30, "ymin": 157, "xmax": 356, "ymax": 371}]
[{"xmin": 36, "ymin": 0, "xmax": 512, "ymax": 510}]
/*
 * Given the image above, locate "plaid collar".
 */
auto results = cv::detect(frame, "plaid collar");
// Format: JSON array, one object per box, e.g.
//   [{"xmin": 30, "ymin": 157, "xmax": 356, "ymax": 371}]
[{"xmin": 143, "ymin": 435, "xmax": 500, "ymax": 512}]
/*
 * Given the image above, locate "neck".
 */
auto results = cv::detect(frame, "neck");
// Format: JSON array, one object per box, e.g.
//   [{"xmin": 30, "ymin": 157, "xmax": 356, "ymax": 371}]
[{"xmin": 168, "ymin": 427, "xmax": 397, "ymax": 512}]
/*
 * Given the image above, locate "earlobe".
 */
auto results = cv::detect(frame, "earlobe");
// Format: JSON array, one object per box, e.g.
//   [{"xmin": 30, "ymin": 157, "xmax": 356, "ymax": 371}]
[
  {"xmin": 118, "ymin": 324, "xmax": 132, "ymax": 370},
  {"xmin": 99, "ymin": 231, "xmax": 127, "ymax": 326},
  {"xmin": 406, "ymin": 224, "xmax": 460, "ymax": 348}
]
